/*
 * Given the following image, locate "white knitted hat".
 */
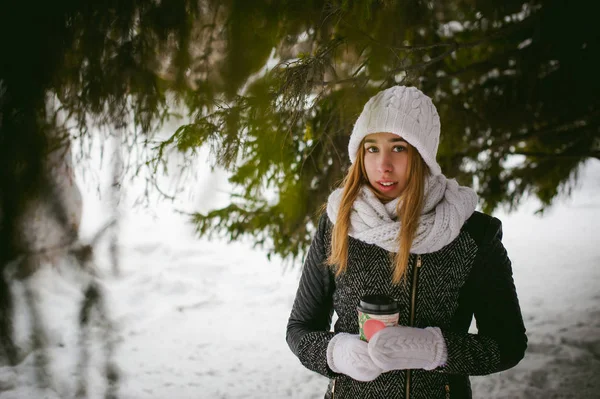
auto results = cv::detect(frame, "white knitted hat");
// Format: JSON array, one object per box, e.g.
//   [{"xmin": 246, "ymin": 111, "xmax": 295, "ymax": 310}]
[{"xmin": 348, "ymin": 85, "xmax": 442, "ymax": 176}]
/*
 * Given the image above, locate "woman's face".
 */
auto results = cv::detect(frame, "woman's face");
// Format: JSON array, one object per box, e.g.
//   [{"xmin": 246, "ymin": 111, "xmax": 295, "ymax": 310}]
[{"xmin": 362, "ymin": 132, "xmax": 410, "ymax": 201}]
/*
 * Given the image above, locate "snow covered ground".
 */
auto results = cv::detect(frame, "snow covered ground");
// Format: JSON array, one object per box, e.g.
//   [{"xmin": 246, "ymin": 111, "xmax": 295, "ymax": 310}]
[{"xmin": 1, "ymin": 159, "xmax": 599, "ymax": 399}]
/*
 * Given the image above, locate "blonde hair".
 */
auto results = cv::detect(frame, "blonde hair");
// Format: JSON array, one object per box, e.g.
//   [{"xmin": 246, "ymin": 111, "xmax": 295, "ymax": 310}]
[{"xmin": 326, "ymin": 141, "xmax": 428, "ymax": 284}]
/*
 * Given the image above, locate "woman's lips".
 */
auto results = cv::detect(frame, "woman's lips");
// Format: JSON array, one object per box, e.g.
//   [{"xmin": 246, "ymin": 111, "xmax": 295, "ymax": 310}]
[{"xmin": 376, "ymin": 181, "xmax": 398, "ymax": 192}]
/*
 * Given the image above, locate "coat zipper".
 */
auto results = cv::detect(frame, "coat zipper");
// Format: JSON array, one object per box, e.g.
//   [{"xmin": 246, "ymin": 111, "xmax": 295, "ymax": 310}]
[
  {"xmin": 405, "ymin": 254, "xmax": 422, "ymax": 399},
  {"xmin": 332, "ymin": 378, "xmax": 335, "ymax": 399},
  {"xmin": 445, "ymin": 383, "xmax": 450, "ymax": 399}
]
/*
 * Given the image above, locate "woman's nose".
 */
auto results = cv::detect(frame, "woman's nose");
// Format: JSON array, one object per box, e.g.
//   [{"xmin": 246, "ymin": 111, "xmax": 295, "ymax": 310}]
[{"xmin": 377, "ymin": 154, "xmax": 393, "ymax": 173}]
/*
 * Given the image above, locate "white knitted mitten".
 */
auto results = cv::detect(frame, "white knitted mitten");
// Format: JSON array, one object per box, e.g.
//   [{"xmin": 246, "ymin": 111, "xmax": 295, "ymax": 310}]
[
  {"xmin": 326, "ymin": 333, "xmax": 383, "ymax": 382},
  {"xmin": 367, "ymin": 326, "xmax": 447, "ymax": 371}
]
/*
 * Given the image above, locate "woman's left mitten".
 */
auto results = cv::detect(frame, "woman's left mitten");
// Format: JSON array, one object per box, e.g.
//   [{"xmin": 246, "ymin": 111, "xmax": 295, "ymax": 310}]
[
  {"xmin": 367, "ymin": 326, "xmax": 447, "ymax": 371},
  {"xmin": 326, "ymin": 333, "xmax": 383, "ymax": 382}
]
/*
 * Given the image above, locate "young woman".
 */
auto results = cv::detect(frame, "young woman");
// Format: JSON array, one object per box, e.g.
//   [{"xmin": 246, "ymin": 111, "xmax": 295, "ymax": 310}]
[{"xmin": 286, "ymin": 86, "xmax": 527, "ymax": 398}]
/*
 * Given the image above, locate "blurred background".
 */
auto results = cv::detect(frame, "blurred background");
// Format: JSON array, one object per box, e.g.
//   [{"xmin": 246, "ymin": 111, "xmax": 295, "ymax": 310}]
[{"xmin": 1, "ymin": 0, "xmax": 598, "ymax": 398}]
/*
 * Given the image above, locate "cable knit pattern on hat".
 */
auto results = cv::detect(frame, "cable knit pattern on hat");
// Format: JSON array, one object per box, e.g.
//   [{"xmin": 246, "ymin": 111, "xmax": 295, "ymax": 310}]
[
  {"xmin": 348, "ymin": 86, "xmax": 442, "ymax": 175},
  {"xmin": 326, "ymin": 174, "xmax": 478, "ymax": 254}
]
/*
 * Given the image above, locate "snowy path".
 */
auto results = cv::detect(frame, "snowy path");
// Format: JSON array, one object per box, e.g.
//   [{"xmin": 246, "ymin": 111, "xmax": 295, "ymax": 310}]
[{"xmin": 112, "ymin": 160, "xmax": 600, "ymax": 399}]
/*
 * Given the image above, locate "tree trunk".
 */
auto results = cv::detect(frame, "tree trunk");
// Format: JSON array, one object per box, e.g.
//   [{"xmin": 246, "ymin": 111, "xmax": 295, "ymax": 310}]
[
  {"xmin": 13, "ymin": 136, "xmax": 83, "ymax": 276},
  {"xmin": 0, "ymin": 129, "xmax": 82, "ymax": 366}
]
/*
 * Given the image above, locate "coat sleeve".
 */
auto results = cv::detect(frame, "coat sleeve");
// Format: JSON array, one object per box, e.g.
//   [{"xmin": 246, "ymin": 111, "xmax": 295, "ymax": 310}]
[
  {"xmin": 286, "ymin": 214, "xmax": 339, "ymax": 378},
  {"xmin": 437, "ymin": 217, "xmax": 528, "ymax": 375}
]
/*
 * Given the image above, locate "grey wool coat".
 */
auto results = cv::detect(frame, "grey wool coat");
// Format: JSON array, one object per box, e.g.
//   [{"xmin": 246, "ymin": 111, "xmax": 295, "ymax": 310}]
[{"xmin": 286, "ymin": 211, "xmax": 527, "ymax": 399}]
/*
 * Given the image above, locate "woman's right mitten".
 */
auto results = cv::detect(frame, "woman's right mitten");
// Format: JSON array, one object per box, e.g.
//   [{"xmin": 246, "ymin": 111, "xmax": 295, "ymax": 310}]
[{"xmin": 326, "ymin": 333, "xmax": 383, "ymax": 382}]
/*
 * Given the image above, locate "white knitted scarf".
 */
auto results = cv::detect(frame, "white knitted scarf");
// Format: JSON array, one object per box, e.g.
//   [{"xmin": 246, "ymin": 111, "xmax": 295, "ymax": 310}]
[{"xmin": 326, "ymin": 174, "xmax": 478, "ymax": 254}]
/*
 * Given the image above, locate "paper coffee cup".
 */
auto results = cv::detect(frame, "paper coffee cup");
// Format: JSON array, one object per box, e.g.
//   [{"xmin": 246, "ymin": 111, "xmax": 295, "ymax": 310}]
[{"xmin": 357, "ymin": 294, "xmax": 400, "ymax": 341}]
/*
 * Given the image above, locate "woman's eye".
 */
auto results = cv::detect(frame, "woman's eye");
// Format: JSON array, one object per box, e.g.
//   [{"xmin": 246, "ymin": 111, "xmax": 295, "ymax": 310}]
[
  {"xmin": 366, "ymin": 146, "xmax": 378, "ymax": 153},
  {"xmin": 393, "ymin": 145, "xmax": 406, "ymax": 152}
]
